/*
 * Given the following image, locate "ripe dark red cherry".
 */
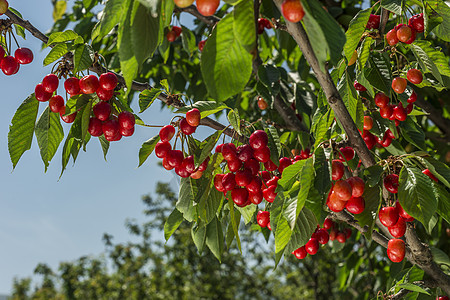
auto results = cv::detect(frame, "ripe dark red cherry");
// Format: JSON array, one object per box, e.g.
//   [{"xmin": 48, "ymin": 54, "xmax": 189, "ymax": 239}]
[
  {"xmin": 315, "ymin": 228, "xmax": 329, "ymax": 244},
  {"xmin": 374, "ymin": 92, "xmax": 389, "ymax": 108},
  {"xmin": 346, "ymin": 176, "xmax": 365, "ymax": 197},
  {"xmin": 422, "ymin": 168, "xmax": 438, "ymax": 182},
  {"xmin": 407, "ymin": 69, "xmax": 423, "ymax": 84},
  {"xmin": 245, "ymin": 159, "xmax": 260, "ymax": 176},
  {"xmin": 396, "ymin": 25, "xmax": 413, "ymax": 43},
  {"xmin": 264, "ymin": 159, "xmax": 277, "ymax": 171},
  {"xmin": 254, "ymin": 146, "xmax": 271, "ymax": 163},
  {"xmin": 198, "ymin": 40, "xmax": 206, "ymax": 52},
  {"xmin": 407, "ymin": 91, "xmax": 417, "ymax": 103},
  {"xmin": 247, "ymin": 176, "xmax": 262, "ymax": 193},
  {"xmin": 121, "ymin": 127, "xmax": 134, "ymax": 137},
  {"xmin": 388, "ymin": 216, "xmax": 406, "ymax": 238},
  {"xmin": 49, "ymin": 95, "xmax": 64, "ymax": 113},
  {"xmin": 14, "ymin": 48, "xmax": 33, "ymax": 64},
  {"xmin": 96, "ymin": 87, "xmax": 114, "ymax": 101},
  {"xmin": 0, "ymin": 56, "xmax": 19, "ymax": 75},
  {"xmin": 181, "ymin": 155, "xmax": 196, "ymax": 173},
  {"xmin": 186, "ymin": 108, "xmax": 201, "ymax": 127},
  {"xmin": 327, "ymin": 191, "xmax": 346, "ymax": 212},
  {"xmin": 155, "ymin": 141, "xmax": 171, "ymax": 158},
  {"xmin": 336, "ymin": 232, "xmax": 347, "ymax": 243},
  {"xmin": 0, "ymin": 46, "xmax": 4, "ymax": 60},
  {"xmin": 292, "ymin": 246, "xmax": 307, "ymax": 259},
  {"xmin": 380, "ymin": 104, "xmax": 393, "ymax": 119},
  {"xmin": 393, "ymin": 103, "xmax": 407, "ymax": 121},
  {"xmin": 248, "ymin": 190, "xmax": 263, "ymax": 205},
  {"xmin": 237, "ymin": 144, "xmax": 254, "ymax": 162},
  {"xmin": 345, "ymin": 196, "xmax": 365, "ymax": 214},
  {"xmin": 166, "ymin": 30, "xmax": 177, "ymax": 42},
  {"xmin": 266, "ymin": 176, "xmax": 279, "ymax": 187},
  {"xmin": 198, "ymin": 157, "xmax": 210, "ymax": 172},
  {"xmin": 59, "ymin": 106, "xmax": 77, "ymax": 123},
  {"xmin": 386, "ymin": 28, "xmax": 399, "ymax": 46},
  {"xmin": 88, "ymin": 117, "xmax": 103, "ymax": 137},
  {"xmin": 278, "ymin": 157, "xmax": 292, "ymax": 175},
  {"xmin": 235, "ymin": 169, "xmax": 252, "ymax": 186},
  {"xmin": 222, "ymin": 173, "xmax": 236, "ymax": 191},
  {"xmin": 180, "ymin": 118, "xmax": 197, "ymax": 135},
  {"xmin": 64, "ymin": 77, "xmax": 81, "ymax": 95},
  {"xmin": 159, "ymin": 125, "xmax": 175, "ymax": 142},
  {"xmin": 384, "ymin": 174, "xmax": 399, "ymax": 193},
  {"xmin": 102, "ymin": 118, "xmax": 120, "ymax": 139},
  {"xmin": 162, "ymin": 157, "xmax": 174, "ymax": 170},
  {"xmin": 333, "ymin": 180, "xmax": 352, "ymax": 201},
  {"xmin": 354, "ymin": 80, "xmax": 366, "ymax": 92},
  {"xmin": 305, "ymin": 238, "xmax": 319, "ymax": 255},
  {"xmin": 196, "ymin": 0, "xmax": 220, "ymax": 17},
  {"xmin": 409, "ymin": 13, "xmax": 424, "ymax": 32},
  {"xmin": 79, "ymin": 74, "xmax": 100, "ymax": 94},
  {"xmin": 249, "ymin": 130, "xmax": 268, "ymax": 150},
  {"xmin": 222, "ymin": 143, "xmax": 238, "ymax": 161},
  {"xmin": 257, "ymin": 211, "xmax": 270, "ymax": 227},
  {"xmin": 263, "ymin": 185, "xmax": 277, "ymax": 203},
  {"xmin": 366, "ymin": 14, "xmax": 380, "ymax": 29},
  {"xmin": 35, "ymin": 83, "xmax": 53, "ymax": 102},
  {"xmin": 42, "ymin": 74, "xmax": 59, "ymax": 93},
  {"xmin": 339, "ymin": 146, "xmax": 355, "ymax": 161},
  {"xmin": 281, "ymin": 0, "xmax": 305, "ymax": 23},
  {"xmin": 379, "ymin": 206, "xmax": 399, "ymax": 227},
  {"xmin": 99, "ymin": 72, "xmax": 118, "ymax": 91},
  {"xmin": 323, "ymin": 218, "xmax": 334, "ymax": 230},
  {"xmin": 118, "ymin": 111, "xmax": 135, "ymax": 130},
  {"xmin": 93, "ymin": 101, "xmax": 111, "ymax": 121},
  {"xmin": 392, "ymin": 77, "xmax": 407, "ymax": 94},
  {"xmin": 331, "ymin": 160, "xmax": 345, "ymax": 181},
  {"xmin": 437, "ymin": 296, "xmax": 449, "ymax": 300},
  {"xmin": 227, "ymin": 158, "xmax": 242, "ymax": 173},
  {"xmin": 362, "ymin": 130, "xmax": 377, "ymax": 150},
  {"xmin": 166, "ymin": 150, "xmax": 184, "ymax": 168},
  {"xmin": 214, "ymin": 174, "xmax": 225, "ymax": 192},
  {"xmin": 175, "ymin": 165, "xmax": 191, "ymax": 178},
  {"xmin": 231, "ymin": 187, "xmax": 249, "ymax": 207},
  {"xmin": 387, "ymin": 238, "xmax": 405, "ymax": 262}
]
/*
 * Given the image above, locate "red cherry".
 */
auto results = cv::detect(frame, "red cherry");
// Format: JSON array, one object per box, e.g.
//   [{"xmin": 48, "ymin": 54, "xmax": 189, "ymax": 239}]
[
  {"xmin": 14, "ymin": 48, "xmax": 33, "ymax": 64},
  {"xmin": 181, "ymin": 155, "xmax": 196, "ymax": 173},
  {"xmin": 159, "ymin": 125, "xmax": 175, "ymax": 142},
  {"xmin": 362, "ymin": 130, "xmax": 377, "ymax": 150},
  {"xmin": 186, "ymin": 108, "xmax": 201, "ymax": 127},
  {"xmin": 88, "ymin": 117, "xmax": 103, "ymax": 137},
  {"xmin": 345, "ymin": 196, "xmax": 365, "ymax": 214},
  {"xmin": 49, "ymin": 95, "xmax": 65, "ymax": 113},
  {"xmin": 35, "ymin": 83, "xmax": 53, "ymax": 102},
  {"xmin": 196, "ymin": 157, "xmax": 209, "ymax": 173},
  {"xmin": 278, "ymin": 157, "xmax": 292, "ymax": 175},
  {"xmin": 99, "ymin": 72, "xmax": 118, "ymax": 91},
  {"xmin": 227, "ymin": 158, "xmax": 242, "ymax": 173},
  {"xmin": 305, "ymin": 238, "xmax": 319, "ymax": 255},
  {"xmin": 155, "ymin": 141, "xmax": 171, "ymax": 158},
  {"xmin": 0, "ymin": 46, "xmax": 4, "ymax": 60},
  {"xmin": 406, "ymin": 103, "xmax": 414, "ymax": 114},
  {"xmin": 407, "ymin": 91, "xmax": 417, "ymax": 103},
  {"xmin": 386, "ymin": 129, "xmax": 396, "ymax": 139},
  {"xmin": 331, "ymin": 160, "xmax": 345, "ymax": 181},
  {"xmin": 222, "ymin": 173, "xmax": 236, "ymax": 191},
  {"xmin": 422, "ymin": 169, "xmax": 438, "ymax": 182},
  {"xmin": 394, "ymin": 103, "xmax": 407, "ymax": 121},
  {"xmin": 323, "ymin": 218, "xmax": 334, "ymax": 230},
  {"xmin": 245, "ymin": 159, "xmax": 260, "ymax": 176},
  {"xmin": 174, "ymin": 0, "xmax": 195, "ymax": 8},
  {"xmin": 438, "ymin": 296, "xmax": 449, "ymax": 300},
  {"xmin": 264, "ymin": 159, "xmax": 277, "ymax": 171},
  {"xmin": 79, "ymin": 74, "xmax": 100, "ymax": 94},
  {"xmin": 388, "ymin": 216, "xmax": 406, "ymax": 238},
  {"xmin": 384, "ymin": 174, "xmax": 399, "ymax": 193},
  {"xmin": 121, "ymin": 127, "xmax": 134, "ymax": 137},
  {"xmin": 172, "ymin": 26, "xmax": 182, "ymax": 37},
  {"xmin": 162, "ymin": 157, "xmax": 174, "ymax": 170},
  {"xmin": 214, "ymin": 174, "xmax": 225, "ymax": 192},
  {"xmin": 266, "ymin": 176, "xmax": 279, "ymax": 187},
  {"xmin": 363, "ymin": 116, "xmax": 373, "ymax": 130},
  {"xmin": 354, "ymin": 80, "xmax": 366, "ymax": 92},
  {"xmin": 379, "ymin": 206, "xmax": 399, "ymax": 227},
  {"xmin": 315, "ymin": 228, "xmax": 329, "ymax": 244},
  {"xmin": 247, "ymin": 176, "xmax": 262, "ymax": 193},
  {"xmin": 263, "ymin": 185, "xmax": 277, "ymax": 203},
  {"xmin": 59, "ymin": 106, "xmax": 77, "ymax": 123},
  {"xmin": 292, "ymin": 246, "xmax": 307, "ymax": 259},
  {"xmin": 386, "ymin": 28, "xmax": 399, "ymax": 46},
  {"xmin": 222, "ymin": 143, "xmax": 238, "ymax": 161},
  {"xmin": 407, "ymin": 69, "xmax": 423, "ymax": 84},
  {"xmin": 396, "ymin": 24, "xmax": 413, "ymax": 43},
  {"xmin": 329, "ymin": 229, "xmax": 338, "ymax": 241},
  {"xmin": 327, "ymin": 192, "xmax": 346, "ymax": 212},
  {"xmin": 254, "ymin": 146, "xmax": 271, "ymax": 163},
  {"xmin": 237, "ymin": 144, "xmax": 254, "ymax": 162},
  {"xmin": 409, "ymin": 13, "xmax": 424, "ymax": 32},
  {"xmin": 93, "ymin": 101, "xmax": 111, "ymax": 121},
  {"xmin": 380, "ymin": 104, "xmax": 393, "ymax": 119},
  {"xmin": 281, "ymin": 0, "xmax": 305, "ymax": 23},
  {"xmin": 166, "ymin": 30, "xmax": 177, "ymax": 42},
  {"xmin": 404, "ymin": 27, "xmax": 417, "ymax": 44},
  {"xmin": 96, "ymin": 87, "xmax": 114, "ymax": 101},
  {"xmin": 175, "ymin": 165, "xmax": 191, "ymax": 178},
  {"xmin": 118, "ymin": 111, "xmax": 135, "ymax": 130},
  {"xmin": 337, "ymin": 231, "xmax": 347, "ymax": 243},
  {"xmin": 166, "ymin": 150, "xmax": 184, "ymax": 168},
  {"xmin": 235, "ymin": 169, "xmax": 252, "ymax": 186},
  {"xmin": 346, "ymin": 176, "xmax": 365, "ymax": 197},
  {"xmin": 249, "ymin": 130, "xmax": 268, "ymax": 150},
  {"xmin": 259, "ymin": 170, "xmax": 271, "ymax": 183},
  {"xmin": 387, "ymin": 238, "xmax": 405, "ymax": 262},
  {"xmin": 180, "ymin": 118, "xmax": 197, "ymax": 135},
  {"xmin": 231, "ymin": 187, "xmax": 249, "ymax": 207},
  {"xmin": 64, "ymin": 77, "xmax": 81, "ymax": 95},
  {"xmin": 366, "ymin": 14, "xmax": 380, "ymax": 29},
  {"xmin": 339, "ymin": 146, "xmax": 355, "ymax": 161},
  {"xmin": 333, "ymin": 180, "xmax": 352, "ymax": 201},
  {"xmin": 374, "ymin": 92, "xmax": 389, "ymax": 108},
  {"xmin": 198, "ymin": 40, "xmax": 206, "ymax": 52},
  {"xmin": 257, "ymin": 211, "xmax": 270, "ymax": 227},
  {"xmin": 392, "ymin": 77, "xmax": 407, "ymax": 94},
  {"xmin": 42, "ymin": 74, "xmax": 59, "ymax": 93},
  {"xmin": 102, "ymin": 118, "xmax": 120, "ymax": 138},
  {"xmin": 380, "ymin": 135, "xmax": 392, "ymax": 147},
  {"xmin": 0, "ymin": 56, "xmax": 19, "ymax": 75},
  {"xmin": 196, "ymin": 0, "xmax": 220, "ymax": 17},
  {"xmin": 190, "ymin": 170, "xmax": 203, "ymax": 179},
  {"xmin": 248, "ymin": 190, "xmax": 263, "ymax": 205}
]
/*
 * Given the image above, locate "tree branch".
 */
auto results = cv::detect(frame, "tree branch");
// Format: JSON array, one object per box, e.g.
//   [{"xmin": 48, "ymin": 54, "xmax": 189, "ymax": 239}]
[{"xmin": 173, "ymin": 5, "xmax": 220, "ymax": 26}]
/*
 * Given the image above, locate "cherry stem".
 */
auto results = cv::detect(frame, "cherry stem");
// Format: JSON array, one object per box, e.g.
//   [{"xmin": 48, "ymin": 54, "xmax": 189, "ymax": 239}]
[
  {"xmin": 10, "ymin": 30, "xmax": 19, "ymax": 48},
  {"xmin": 138, "ymin": 124, "xmax": 165, "ymax": 128}
]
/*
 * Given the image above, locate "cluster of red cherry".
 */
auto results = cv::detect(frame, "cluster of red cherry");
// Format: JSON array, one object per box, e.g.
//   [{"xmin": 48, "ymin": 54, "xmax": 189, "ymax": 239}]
[
  {"xmin": 154, "ymin": 108, "xmax": 207, "ymax": 178},
  {"xmin": 173, "ymin": 0, "xmax": 219, "ymax": 17},
  {"xmin": 0, "ymin": 44, "xmax": 33, "ymax": 75},
  {"xmin": 291, "ymin": 218, "xmax": 353, "ymax": 259},
  {"xmin": 326, "ymin": 147, "xmax": 366, "ymax": 215},
  {"xmin": 386, "ymin": 13, "xmax": 424, "ymax": 46},
  {"xmin": 257, "ymin": 18, "xmax": 272, "ymax": 34},
  {"xmin": 166, "ymin": 26, "xmax": 182, "ymax": 42}
]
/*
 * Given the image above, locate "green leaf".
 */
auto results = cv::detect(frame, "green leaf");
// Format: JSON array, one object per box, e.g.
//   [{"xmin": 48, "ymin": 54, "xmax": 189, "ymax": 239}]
[
  {"xmin": 73, "ymin": 44, "xmax": 94, "ymax": 73},
  {"xmin": 302, "ymin": 0, "xmax": 346, "ymax": 67},
  {"xmin": 118, "ymin": 1, "xmax": 138, "ymax": 92},
  {"xmin": 8, "ymin": 94, "xmax": 40, "ymax": 170},
  {"xmin": 47, "ymin": 30, "xmax": 80, "ymax": 46},
  {"xmin": 277, "ymin": 160, "xmax": 305, "ymax": 190},
  {"xmin": 198, "ymin": 131, "xmax": 221, "ymax": 168},
  {"xmin": 227, "ymin": 199, "xmax": 242, "ymax": 252},
  {"xmin": 139, "ymin": 89, "xmax": 161, "ymax": 113},
  {"xmin": 398, "ymin": 166, "xmax": 438, "ymax": 227},
  {"xmin": 176, "ymin": 177, "xmax": 198, "ymax": 222},
  {"xmin": 313, "ymin": 147, "xmax": 331, "ymax": 194},
  {"xmin": 357, "ymin": 37, "xmax": 373, "ymax": 70},
  {"xmin": 191, "ymin": 224, "xmax": 207, "ymax": 254},
  {"xmin": 228, "ymin": 109, "xmax": 241, "ymax": 134},
  {"xmin": 399, "ymin": 118, "xmax": 426, "ymax": 150},
  {"xmin": 98, "ymin": 136, "xmax": 109, "ymax": 161},
  {"xmin": 338, "ymin": 71, "xmax": 359, "ymax": 124},
  {"xmin": 428, "ymin": 0, "xmax": 450, "ymax": 41},
  {"xmin": 312, "ymin": 107, "xmax": 334, "ymax": 147},
  {"xmin": 354, "ymin": 185, "xmax": 381, "ymax": 240},
  {"xmin": 237, "ymin": 205, "xmax": 256, "ymax": 224},
  {"xmin": 363, "ymin": 165, "xmax": 384, "ymax": 187},
  {"xmin": 43, "ymin": 43, "xmax": 68, "ymax": 66},
  {"xmin": 266, "ymin": 126, "xmax": 281, "ymax": 166},
  {"xmin": 200, "ymin": 12, "xmax": 253, "ymax": 101},
  {"xmin": 233, "ymin": 1, "xmax": 256, "ymax": 52},
  {"xmin": 435, "ymin": 184, "xmax": 450, "ymax": 224},
  {"xmin": 274, "ymin": 215, "xmax": 292, "ymax": 253},
  {"xmin": 35, "ymin": 107, "xmax": 64, "ymax": 172},
  {"xmin": 138, "ymin": 135, "xmax": 160, "ymax": 167},
  {"xmin": 181, "ymin": 26, "xmax": 196, "ymax": 56},
  {"xmin": 60, "ymin": 114, "xmax": 83, "ymax": 176},
  {"xmin": 164, "ymin": 208, "xmax": 184, "ymax": 241},
  {"xmin": 285, "ymin": 208, "xmax": 317, "ymax": 253},
  {"xmin": 206, "ymin": 217, "xmax": 224, "ymax": 262},
  {"xmin": 366, "ymin": 54, "xmax": 392, "ymax": 95},
  {"xmin": 423, "ymin": 156, "xmax": 450, "ymax": 189},
  {"xmin": 396, "ymin": 283, "xmax": 430, "ymax": 295},
  {"xmin": 412, "ymin": 40, "xmax": 450, "ymax": 81},
  {"xmin": 175, "ymin": 101, "xmax": 229, "ymax": 118},
  {"xmin": 92, "ymin": 0, "xmax": 129, "ymax": 41},
  {"xmin": 412, "ymin": 43, "xmax": 443, "ymax": 85},
  {"xmin": 80, "ymin": 101, "xmax": 92, "ymax": 143},
  {"xmin": 343, "ymin": 8, "xmax": 371, "ymax": 62},
  {"xmin": 381, "ymin": 0, "xmax": 403, "ymax": 15},
  {"xmin": 52, "ymin": 0, "xmax": 67, "ymax": 22},
  {"xmin": 8, "ymin": 8, "xmax": 25, "ymax": 38},
  {"xmin": 296, "ymin": 158, "xmax": 314, "ymax": 218},
  {"xmin": 131, "ymin": 2, "xmax": 160, "ymax": 66}
]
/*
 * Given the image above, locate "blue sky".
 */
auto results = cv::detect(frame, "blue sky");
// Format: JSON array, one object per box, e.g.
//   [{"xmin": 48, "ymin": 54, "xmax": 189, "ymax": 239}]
[{"xmin": 0, "ymin": 1, "xmax": 204, "ymax": 294}]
